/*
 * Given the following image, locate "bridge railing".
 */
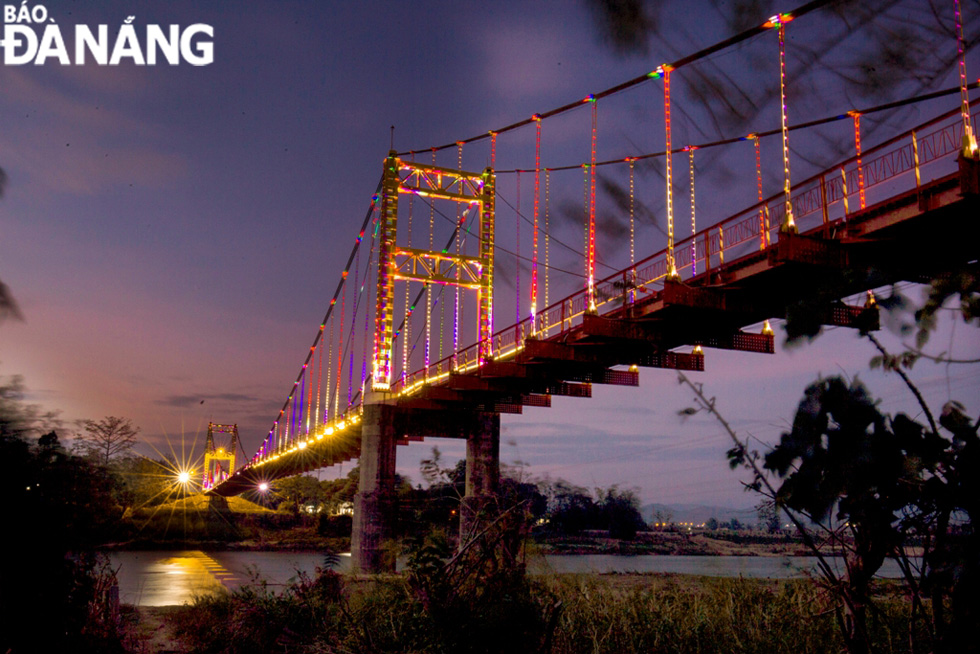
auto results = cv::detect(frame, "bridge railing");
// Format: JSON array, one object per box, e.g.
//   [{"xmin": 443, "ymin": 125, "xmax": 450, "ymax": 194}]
[
  {"xmin": 233, "ymin": 99, "xmax": 977, "ymax": 486},
  {"xmin": 387, "ymin": 100, "xmax": 978, "ymax": 397},
  {"xmin": 768, "ymin": 104, "xmax": 978, "ymax": 240}
]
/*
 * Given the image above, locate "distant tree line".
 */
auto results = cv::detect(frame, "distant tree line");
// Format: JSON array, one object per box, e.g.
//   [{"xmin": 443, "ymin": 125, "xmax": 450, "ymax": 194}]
[{"xmin": 268, "ymin": 450, "xmax": 649, "ymax": 543}]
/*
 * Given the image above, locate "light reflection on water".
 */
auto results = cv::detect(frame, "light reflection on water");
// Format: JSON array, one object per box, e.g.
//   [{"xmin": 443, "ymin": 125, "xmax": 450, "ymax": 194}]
[
  {"xmin": 114, "ymin": 551, "xmax": 231, "ymax": 606},
  {"xmin": 111, "ymin": 550, "xmax": 352, "ymax": 606},
  {"xmin": 110, "ymin": 550, "xmax": 908, "ymax": 607}
]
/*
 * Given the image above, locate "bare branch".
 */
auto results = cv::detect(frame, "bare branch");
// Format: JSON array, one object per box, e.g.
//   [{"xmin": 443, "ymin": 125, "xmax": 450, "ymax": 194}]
[
  {"xmin": 676, "ymin": 371, "xmax": 843, "ymax": 585},
  {"xmin": 865, "ymin": 333, "xmax": 939, "ymax": 435}
]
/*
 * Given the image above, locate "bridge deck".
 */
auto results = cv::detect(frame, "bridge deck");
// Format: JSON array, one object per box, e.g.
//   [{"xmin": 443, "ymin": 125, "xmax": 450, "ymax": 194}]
[{"xmin": 211, "ymin": 157, "xmax": 978, "ymax": 497}]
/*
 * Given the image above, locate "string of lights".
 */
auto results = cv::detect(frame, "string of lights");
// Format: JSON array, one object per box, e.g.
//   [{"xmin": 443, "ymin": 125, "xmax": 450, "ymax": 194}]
[
  {"xmin": 396, "ymin": 0, "xmax": 834, "ymax": 158},
  {"xmin": 532, "ymin": 115, "xmax": 541, "ymax": 326},
  {"xmin": 260, "ymin": 178, "xmax": 382, "ymax": 453},
  {"xmin": 587, "ymin": 96, "xmax": 598, "ymax": 311},
  {"xmin": 249, "ymin": 3, "xmax": 979, "ymax": 472},
  {"xmin": 496, "ymin": 82, "xmax": 980, "ymax": 175}
]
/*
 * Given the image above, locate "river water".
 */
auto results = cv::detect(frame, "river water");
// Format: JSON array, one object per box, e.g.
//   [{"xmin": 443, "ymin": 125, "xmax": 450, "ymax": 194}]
[{"xmin": 109, "ymin": 550, "xmax": 909, "ymax": 607}]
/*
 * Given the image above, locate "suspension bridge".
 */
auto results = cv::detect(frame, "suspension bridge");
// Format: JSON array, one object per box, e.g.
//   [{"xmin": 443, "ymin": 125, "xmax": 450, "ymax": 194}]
[{"xmin": 205, "ymin": 2, "xmax": 980, "ymax": 572}]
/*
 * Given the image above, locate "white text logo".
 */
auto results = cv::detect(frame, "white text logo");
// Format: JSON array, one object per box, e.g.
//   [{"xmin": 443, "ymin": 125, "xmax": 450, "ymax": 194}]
[{"xmin": 2, "ymin": 3, "xmax": 214, "ymax": 65}]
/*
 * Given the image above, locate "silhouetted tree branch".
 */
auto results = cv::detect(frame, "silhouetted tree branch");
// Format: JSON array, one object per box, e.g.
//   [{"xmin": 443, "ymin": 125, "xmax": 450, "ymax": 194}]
[
  {"xmin": 75, "ymin": 415, "xmax": 139, "ymax": 468},
  {"xmin": 0, "ymin": 166, "xmax": 22, "ymax": 324}
]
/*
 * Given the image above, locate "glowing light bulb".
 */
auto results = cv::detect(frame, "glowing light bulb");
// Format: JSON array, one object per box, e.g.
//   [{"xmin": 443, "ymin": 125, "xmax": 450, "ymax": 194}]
[{"xmin": 177, "ymin": 471, "xmax": 191, "ymax": 484}]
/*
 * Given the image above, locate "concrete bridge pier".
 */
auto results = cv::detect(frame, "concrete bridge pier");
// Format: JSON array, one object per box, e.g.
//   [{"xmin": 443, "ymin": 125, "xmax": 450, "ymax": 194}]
[
  {"xmin": 459, "ymin": 412, "xmax": 500, "ymax": 544},
  {"xmin": 351, "ymin": 392, "xmax": 398, "ymax": 574}
]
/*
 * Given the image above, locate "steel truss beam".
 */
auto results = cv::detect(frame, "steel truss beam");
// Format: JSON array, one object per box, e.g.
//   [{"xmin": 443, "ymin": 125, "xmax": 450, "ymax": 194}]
[
  {"xmin": 394, "ymin": 246, "xmax": 483, "ymax": 289},
  {"xmin": 693, "ymin": 331, "xmax": 775, "ymax": 353},
  {"xmin": 828, "ymin": 303, "xmax": 880, "ymax": 330},
  {"xmin": 398, "ymin": 161, "xmax": 486, "ymax": 202},
  {"xmin": 634, "ymin": 351, "xmax": 705, "ymax": 370},
  {"xmin": 771, "ymin": 232, "xmax": 848, "ymax": 267}
]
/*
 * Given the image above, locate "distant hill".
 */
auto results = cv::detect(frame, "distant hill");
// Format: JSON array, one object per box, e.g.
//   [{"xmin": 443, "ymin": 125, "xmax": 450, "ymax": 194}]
[{"xmin": 641, "ymin": 503, "xmax": 758, "ymax": 527}]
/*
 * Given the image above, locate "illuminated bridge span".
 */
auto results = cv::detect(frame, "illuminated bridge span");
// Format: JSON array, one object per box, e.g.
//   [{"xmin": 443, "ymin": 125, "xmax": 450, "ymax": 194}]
[{"xmin": 210, "ymin": 1, "xmax": 980, "ymax": 572}]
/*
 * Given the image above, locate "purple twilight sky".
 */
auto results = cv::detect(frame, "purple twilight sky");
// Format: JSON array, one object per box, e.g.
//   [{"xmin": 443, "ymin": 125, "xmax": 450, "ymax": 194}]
[{"xmin": 2, "ymin": 0, "xmax": 978, "ymax": 508}]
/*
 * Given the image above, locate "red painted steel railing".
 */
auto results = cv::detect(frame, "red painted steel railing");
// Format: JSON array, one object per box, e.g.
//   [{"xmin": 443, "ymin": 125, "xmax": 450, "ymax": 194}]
[
  {"xmin": 390, "ymin": 101, "xmax": 978, "ymax": 396},
  {"xmin": 232, "ymin": 99, "xmax": 978, "ymax": 481}
]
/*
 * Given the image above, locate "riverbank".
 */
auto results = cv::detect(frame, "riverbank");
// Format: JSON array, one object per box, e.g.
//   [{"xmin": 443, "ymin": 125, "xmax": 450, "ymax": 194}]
[
  {"xmin": 120, "ymin": 606, "xmax": 186, "ymax": 654},
  {"xmin": 115, "ymin": 494, "xmax": 808, "ymax": 557},
  {"xmin": 104, "ymin": 534, "xmax": 350, "ymax": 552},
  {"xmin": 121, "ymin": 571, "xmax": 917, "ymax": 654},
  {"xmin": 108, "ymin": 527, "xmax": 805, "ymax": 556},
  {"xmin": 535, "ymin": 529, "xmax": 808, "ymax": 556}
]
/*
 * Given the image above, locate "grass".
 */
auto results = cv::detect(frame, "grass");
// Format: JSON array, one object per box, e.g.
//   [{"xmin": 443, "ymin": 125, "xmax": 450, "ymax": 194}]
[
  {"xmin": 543, "ymin": 575, "xmax": 841, "ymax": 654},
  {"xmin": 163, "ymin": 568, "xmax": 925, "ymax": 654}
]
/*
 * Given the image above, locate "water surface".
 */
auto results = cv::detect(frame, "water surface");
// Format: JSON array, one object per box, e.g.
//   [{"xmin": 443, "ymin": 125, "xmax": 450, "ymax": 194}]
[{"xmin": 110, "ymin": 550, "xmax": 907, "ymax": 606}]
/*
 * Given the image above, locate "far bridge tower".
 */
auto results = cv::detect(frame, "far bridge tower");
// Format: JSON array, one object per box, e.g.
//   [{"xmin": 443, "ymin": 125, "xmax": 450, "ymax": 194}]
[{"xmin": 204, "ymin": 423, "xmax": 238, "ymax": 488}]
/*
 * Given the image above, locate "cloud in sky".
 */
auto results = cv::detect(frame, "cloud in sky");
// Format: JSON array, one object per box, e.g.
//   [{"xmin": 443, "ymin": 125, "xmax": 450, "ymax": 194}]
[
  {"xmin": 156, "ymin": 392, "xmax": 265, "ymax": 408},
  {"xmin": 1, "ymin": 67, "xmax": 188, "ymax": 195}
]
